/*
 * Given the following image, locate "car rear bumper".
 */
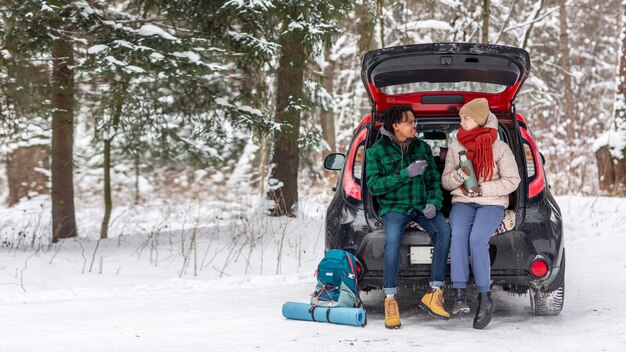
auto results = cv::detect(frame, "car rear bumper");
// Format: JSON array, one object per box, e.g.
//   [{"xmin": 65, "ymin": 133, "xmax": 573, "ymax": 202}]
[{"xmin": 355, "ymin": 228, "xmax": 564, "ymax": 291}]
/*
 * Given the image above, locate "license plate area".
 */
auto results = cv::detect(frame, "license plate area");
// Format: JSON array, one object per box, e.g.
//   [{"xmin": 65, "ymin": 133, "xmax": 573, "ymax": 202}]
[{"xmin": 410, "ymin": 246, "xmax": 434, "ymax": 264}]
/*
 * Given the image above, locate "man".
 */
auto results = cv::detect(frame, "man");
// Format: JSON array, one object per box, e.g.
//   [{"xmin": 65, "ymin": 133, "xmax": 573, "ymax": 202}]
[{"xmin": 365, "ymin": 105, "xmax": 451, "ymax": 329}]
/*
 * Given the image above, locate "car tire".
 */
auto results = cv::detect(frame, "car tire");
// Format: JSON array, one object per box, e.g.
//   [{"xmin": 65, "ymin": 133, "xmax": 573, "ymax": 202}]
[
  {"xmin": 530, "ymin": 284, "xmax": 564, "ymax": 315},
  {"xmin": 530, "ymin": 253, "xmax": 565, "ymax": 315}
]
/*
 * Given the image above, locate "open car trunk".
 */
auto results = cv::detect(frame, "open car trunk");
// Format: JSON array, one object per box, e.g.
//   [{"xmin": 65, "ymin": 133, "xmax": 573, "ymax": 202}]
[
  {"xmin": 362, "ymin": 118, "xmax": 522, "ymax": 229},
  {"xmin": 361, "ymin": 43, "xmax": 530, "ymax": 116}
]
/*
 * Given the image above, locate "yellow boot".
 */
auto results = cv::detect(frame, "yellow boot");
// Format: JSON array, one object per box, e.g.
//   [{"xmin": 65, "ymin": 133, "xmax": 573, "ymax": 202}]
[
  {"xmin": 384, "ymin": 297, "xmax": 401, "ymax": 329},
  {"xmin": 419, "ymin": 288, "xmax": 450, "ymax": 320}
]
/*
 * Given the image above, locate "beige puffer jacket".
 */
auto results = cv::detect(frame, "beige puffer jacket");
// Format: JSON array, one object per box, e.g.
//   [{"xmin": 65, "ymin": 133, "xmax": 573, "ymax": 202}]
[{"xmin": 441, "ymin": 113, "xmax": 521, "ymax": 208}]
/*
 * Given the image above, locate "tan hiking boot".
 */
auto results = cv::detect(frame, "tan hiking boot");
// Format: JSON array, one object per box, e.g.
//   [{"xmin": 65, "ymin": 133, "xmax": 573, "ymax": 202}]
[
  {"xmin": 419, "ymin": 287, "xmax": 450, "ymax": 320},
  {"xmin": 384, "ymin": 297, "xmax": 401, "ymax": 329}
]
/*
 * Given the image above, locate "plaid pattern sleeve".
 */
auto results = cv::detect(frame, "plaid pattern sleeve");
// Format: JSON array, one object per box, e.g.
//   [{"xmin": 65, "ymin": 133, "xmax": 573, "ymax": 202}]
[
  {"xmin": 365, "ymin": 140, "xmax": 410, "ymax": 197},
  {"xmin": 365, "ymin": 138, "xmax": 442, "ymax": 216},
  {"xmin": 421, "ymin": 143, "xmax": 443, "ymax": 210}
]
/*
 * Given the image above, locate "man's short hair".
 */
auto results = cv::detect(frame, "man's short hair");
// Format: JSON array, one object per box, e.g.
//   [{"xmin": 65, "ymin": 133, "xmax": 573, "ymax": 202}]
[{"xmin": 381, "ymin": 105, "xmax": 414, "ymax": 132}]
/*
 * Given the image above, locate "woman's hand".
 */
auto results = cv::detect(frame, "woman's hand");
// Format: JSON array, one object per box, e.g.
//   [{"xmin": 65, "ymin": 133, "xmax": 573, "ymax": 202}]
[
  {"xmin": 461, "ymin": 185, "xmax": 482, "ymax": 197},
  {"xmin": 454, "ymin": 166, "xmax": 471, "ymax": 182}
]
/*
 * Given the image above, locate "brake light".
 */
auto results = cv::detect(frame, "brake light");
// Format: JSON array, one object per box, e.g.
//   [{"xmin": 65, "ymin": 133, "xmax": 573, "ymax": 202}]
[
  {"xmin": 519, "ymin": 126, "xmax": 545, "ymax": 198},
  {"xmin": 343, "ymin": 128, "xmax": 367, "ymax": 201},
  {"xmin": 530, "ymin": 259, "xmax": 549, "ymax": 278}
]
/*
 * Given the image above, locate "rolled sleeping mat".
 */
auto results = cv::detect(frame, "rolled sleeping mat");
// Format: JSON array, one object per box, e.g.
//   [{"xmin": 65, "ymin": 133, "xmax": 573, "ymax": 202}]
[{"xmin": 282, "ymin": 302, "xmax": 366, "ymax": 327}]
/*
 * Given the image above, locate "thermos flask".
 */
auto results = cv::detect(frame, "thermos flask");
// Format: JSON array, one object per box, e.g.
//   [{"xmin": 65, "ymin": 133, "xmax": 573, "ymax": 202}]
[{"xmin": 459, "ymin": 151, "xmax": 478, "ymax": 191}]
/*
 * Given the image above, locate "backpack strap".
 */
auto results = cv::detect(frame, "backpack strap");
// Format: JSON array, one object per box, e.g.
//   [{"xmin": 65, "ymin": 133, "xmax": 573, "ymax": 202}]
[
  {"xmin": 308, "ymin": 305, "xmax": 334, "ymax": 323},
  {"xmin": 309, "ymin": 285, "xmax": 332, "ymax": 312},
  {"xmin": 345, "ymin": 252, "xmax": 363, "ymax": 308},
  {"xmin": 345, "ymin": 253, "xmax": 357, "ymax": 287}
]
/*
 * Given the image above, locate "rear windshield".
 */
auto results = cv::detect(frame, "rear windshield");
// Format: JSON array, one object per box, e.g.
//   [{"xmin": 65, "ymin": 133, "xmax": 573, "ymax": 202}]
[{"xmin": 381, "ymin": 81, "xmax": 506, "ymax": 95}]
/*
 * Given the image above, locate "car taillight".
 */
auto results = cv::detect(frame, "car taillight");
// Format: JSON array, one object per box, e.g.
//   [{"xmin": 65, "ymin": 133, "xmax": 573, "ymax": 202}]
[
  {"xmin": 530, "ymin": 259, "xmax": 549, "ymax": 278},
  {"xmin": 519, "ymin": 126, "xmax": 545, "ymax": 198},
  {"xmin": 343, "ymin": 128, "xmax": 367, "ymax": 201},
  {"xmin": 524, "ymin": 144, "xmax": 535, "ymax": 178}
]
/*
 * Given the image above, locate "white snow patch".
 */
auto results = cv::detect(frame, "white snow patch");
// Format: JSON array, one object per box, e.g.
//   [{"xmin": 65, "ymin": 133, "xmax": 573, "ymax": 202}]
[
  {"xmin": 215, "ymin": 98, "xmax": 234, "ymax": 108},
  {"xmin": 172, "ymin": 51, "xmax": 201, "ymax": 63},
  {"xmin": 149, "ymin": 52, "xmax": 165, "ymax": 61},
  {"xmin": 0, "ymin": 195, "xmax": 624, "ymax": 350},
  {"xmin": 157, "ymin": 96, "xmax": 174, "ymax": 104},
  {"xmin": 125, "ymin": 65, "xmax": 146, "ymax": 73},
  {"xmin": 87, "ymin": 44, "xmax": 109, "ymax": 54},
  {"xmin": 408, "ymin": 20, "xmax": 453, "ymax": 31},
  {"xmin": 137, "ymin": 24, "xmax": 177, "ymax": 41},
  {"xmin": 238, "ymin": 105, "xmax": 262, "ymax": 117},
  {"xmin": 105, "ymin": 56, "xmax": 127, "ymax": 66},
  {"xmin": 593, "ymin": 127, "xmax": 626, "ymax": 159}
]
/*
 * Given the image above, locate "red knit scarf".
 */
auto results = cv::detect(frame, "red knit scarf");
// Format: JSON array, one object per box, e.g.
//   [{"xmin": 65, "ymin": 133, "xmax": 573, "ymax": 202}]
[{"xmin": 457, "ymin": 127, "xmax": 497, "ymax": 181}]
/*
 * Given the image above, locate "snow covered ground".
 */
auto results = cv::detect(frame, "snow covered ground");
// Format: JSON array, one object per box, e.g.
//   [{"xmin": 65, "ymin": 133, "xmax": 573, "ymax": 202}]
[{"xmin": 1, "ymin": 195, "xmax": 625, "ymax": 351}]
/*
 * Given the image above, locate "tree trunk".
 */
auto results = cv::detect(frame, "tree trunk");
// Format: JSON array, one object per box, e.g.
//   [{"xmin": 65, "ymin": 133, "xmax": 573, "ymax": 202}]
[
  {"xmin": 134, "ymin": 152, "xmax": 141, "ymax": 205},
  {"xmin": 596, "ymin": 146, "xmax": 617, "ymax": 193},
  {"xmin": 559, "ymin": 0, "xmax": 575, "ymax": 140},
  {"xmin": 100, "ymin": 82, "xmax": 125, "ymax": 240},
  {"xmin": 51, "ymin": 36, "xmax": 77, "ymax": 242},
  {"xmin": 101, "ymin": 138, "xmax": 112, "ymax": 240},
  {"xmin": 320, "ymin": 45, "xmax": 336, "ymax": 157},
  {"xmin": 557, "ymin": 0, "xmax": 579, "ymax": 191},
  {"xmin": 494, "ymin": 0, "xmax": 517, "ymax": 45},
  {"xmin": 597, "ymin": 1, "xmax": 626, "ymax": 195},
  {"xmin": 482, "ymin": 0, "xmax": 490, "ymax": 44},
  {"xmin": 355, "ymin": 3, "xmax": 376, "ymax": 56},
  {"xmin": 6, "ymin": 144, "xmax": 50, "ymax": 206},
  {"xmin": 521, "ymin": 0, "xmax": 544, "ymax": 50},
  {"xmin": 377, "ymin": 0, "xmax": 385, "ymax": 48},
  {"xmin": 268, "ymin": 28, "xmax": 306, "ymax": 216}
]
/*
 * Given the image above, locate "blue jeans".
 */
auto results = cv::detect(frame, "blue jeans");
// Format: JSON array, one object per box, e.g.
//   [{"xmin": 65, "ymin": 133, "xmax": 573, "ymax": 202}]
[
  {"xmin": 382, "ymin": 210, "xmax": 451, "ymax": 295},
  {"xmin": 449, "ymin": 203, "xmax": 504, "ymax": 293}
]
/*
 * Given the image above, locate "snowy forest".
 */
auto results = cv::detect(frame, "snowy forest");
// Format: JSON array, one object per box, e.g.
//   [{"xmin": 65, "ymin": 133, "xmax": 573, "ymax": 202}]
[
  {"xmin": 0, "ymin": 0, "xmax": 625, "ymax": 242},
  {"xmin": 1, "ymin": 1, "xmax": 626, "ymax": 351}
]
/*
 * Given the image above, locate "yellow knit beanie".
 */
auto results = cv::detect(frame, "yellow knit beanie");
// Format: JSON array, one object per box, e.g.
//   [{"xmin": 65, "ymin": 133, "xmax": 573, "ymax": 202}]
[{"xmin": 460, "ymin": 98, "xmax": 490, "ymax": 126}]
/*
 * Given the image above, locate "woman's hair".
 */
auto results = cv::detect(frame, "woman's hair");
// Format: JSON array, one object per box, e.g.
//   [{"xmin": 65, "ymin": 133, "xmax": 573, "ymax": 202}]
[{"xmin": 382, "ymin": 105, "xmax": 414, "ymax": 132}]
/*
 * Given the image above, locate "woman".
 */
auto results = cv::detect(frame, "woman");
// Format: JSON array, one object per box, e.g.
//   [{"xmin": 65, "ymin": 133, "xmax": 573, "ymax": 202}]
[{"xmin": 441, "ymin": 98, "xmax": 521, "ymax": 329}]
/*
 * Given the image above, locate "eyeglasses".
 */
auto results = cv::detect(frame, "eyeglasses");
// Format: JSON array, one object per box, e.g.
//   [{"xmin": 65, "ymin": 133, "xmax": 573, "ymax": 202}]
[{"xmin": 402, "ymin": 119, "xmax": 418, "ymax": 126}]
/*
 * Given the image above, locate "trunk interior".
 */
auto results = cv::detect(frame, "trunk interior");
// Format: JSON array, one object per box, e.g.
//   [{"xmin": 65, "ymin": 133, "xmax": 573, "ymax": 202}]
[{"xmin": 364, "ymin": 115, "xmax": 522, "ymax": 226}]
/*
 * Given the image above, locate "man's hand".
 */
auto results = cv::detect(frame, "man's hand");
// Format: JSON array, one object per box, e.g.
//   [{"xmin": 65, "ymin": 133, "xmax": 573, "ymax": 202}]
[
  {"xmin": 407, "ymin": 160, "xmax": 427, "ymax": 177},
  {"xmin": 423, "ymin": 204, "xmax": 436, "ymax": 219}
]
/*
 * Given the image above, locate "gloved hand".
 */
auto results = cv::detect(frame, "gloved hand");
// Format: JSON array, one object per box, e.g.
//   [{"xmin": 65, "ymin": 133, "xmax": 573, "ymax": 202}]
[
  {"xmin": 407, "ymin": 160, "xmax": 427, "ymax": 177},
  {"xmin": 423, "ymin": 204, "xmax": 436, "ymax": 219}
]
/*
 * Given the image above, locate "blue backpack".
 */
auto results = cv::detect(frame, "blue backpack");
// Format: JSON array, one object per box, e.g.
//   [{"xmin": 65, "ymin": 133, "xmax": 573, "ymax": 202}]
[{"xmin": 310, "ymin": 250, "xmax": 362, "ymax": 309}]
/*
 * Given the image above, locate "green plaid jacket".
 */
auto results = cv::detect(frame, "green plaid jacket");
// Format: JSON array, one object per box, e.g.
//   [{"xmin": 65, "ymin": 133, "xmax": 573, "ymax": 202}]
[{"xmin": 365, "ymin": 132, "xmax": 443, "ymax": 217}]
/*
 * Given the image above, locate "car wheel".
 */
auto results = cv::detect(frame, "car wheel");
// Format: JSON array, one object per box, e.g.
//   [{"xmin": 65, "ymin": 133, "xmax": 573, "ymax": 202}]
[
  {"xmin": 530, "ymin": 253, "xmax": 565, "ymax": 315},
  {"xmin": 530, "ymin": 284, "xmax": 564, "ymax": 315}
]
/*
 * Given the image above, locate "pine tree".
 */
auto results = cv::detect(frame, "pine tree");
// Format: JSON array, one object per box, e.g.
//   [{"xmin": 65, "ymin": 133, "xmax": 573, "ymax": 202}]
[
  {"xmin": 260, "ymin": 1, "xmax": 351, "ymax": 216},
  {"xmin": 1, "ymin": 0, "xmax": 99, "ymax": 241}
]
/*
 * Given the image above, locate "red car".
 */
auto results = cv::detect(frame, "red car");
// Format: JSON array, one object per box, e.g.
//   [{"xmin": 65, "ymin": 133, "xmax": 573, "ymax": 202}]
[{"xmin": 324, "ymin": 43, "xmax": 564, "ymax": 315}]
